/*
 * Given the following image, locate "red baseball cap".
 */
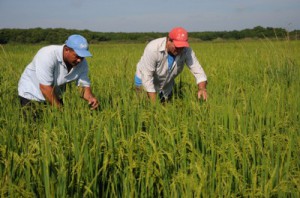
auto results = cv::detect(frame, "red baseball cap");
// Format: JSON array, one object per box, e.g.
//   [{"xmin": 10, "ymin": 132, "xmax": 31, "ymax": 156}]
[{"xmin": 168, "ymin": 27, "xmax": 189, "ymax": 48}]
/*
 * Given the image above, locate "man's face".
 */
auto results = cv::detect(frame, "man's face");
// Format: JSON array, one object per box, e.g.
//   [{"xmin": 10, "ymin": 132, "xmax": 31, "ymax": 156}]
[
  {"xmin": 167, "ymin": 39, "xmax": 184, "ymax": 56},
  {"xmin": 65, "ymin": 47, "xmax": 84, "ymax": 67}
]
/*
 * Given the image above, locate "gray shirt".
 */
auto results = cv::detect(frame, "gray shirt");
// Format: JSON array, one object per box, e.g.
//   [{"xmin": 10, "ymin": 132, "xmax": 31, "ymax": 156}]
[
  {"xmin": 18, "ymin": 45, "xmax": 91, "ymax": 101},
  {"xmin": 135, "ymin": 37, "xmax": 207, "ymax": 97}
]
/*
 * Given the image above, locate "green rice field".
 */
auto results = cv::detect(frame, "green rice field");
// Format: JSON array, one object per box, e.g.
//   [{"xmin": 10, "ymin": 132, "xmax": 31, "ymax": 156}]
[{"xmin": 0, "ymin": 40, "xmax": 299, "ymax": 197}]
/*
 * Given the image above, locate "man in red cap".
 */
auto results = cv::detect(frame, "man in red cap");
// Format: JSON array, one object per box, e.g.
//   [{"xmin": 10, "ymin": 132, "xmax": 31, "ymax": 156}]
[{"xmin": 134, "ymin": 27, "xmax": 208, "ymax": 102}]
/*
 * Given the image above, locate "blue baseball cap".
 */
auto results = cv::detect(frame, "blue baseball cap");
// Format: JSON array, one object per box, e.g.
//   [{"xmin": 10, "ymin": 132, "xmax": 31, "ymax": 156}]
[{"xmin": 65, "ymin": 34, "xmax": 92, "ymax": 57}]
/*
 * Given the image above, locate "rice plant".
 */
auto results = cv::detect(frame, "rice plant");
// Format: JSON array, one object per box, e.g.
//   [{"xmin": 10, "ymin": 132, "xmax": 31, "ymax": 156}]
[{"xmin": 0, "ymin": 40, "xmax": 299, "ymax": 197}]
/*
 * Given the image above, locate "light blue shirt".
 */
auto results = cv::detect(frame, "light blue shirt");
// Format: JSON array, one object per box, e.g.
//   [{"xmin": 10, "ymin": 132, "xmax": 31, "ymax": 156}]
[{"xmin": 18, "ymin": 45, "xmax": 91, "ymax": 101}]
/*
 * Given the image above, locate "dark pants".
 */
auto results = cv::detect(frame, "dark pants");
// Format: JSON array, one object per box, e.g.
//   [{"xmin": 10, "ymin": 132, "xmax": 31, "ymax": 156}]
[
  {"xmin": 18, "ymin": 96, "xmax": 63, "ymax": 122},
  {"xmin": 19, "ymin": 96, "xmax": 45, "ymax": 121},
  {"xmin": 159, "ymin": 91, "xmax": 173, "ymax": 103},
  {"xmin": 19, "ymin": 96, "xmax": 63, "ymax": 107},
  {"xmin": 20, "ymin": 96, "xmax": 41, "ymax": 107}
]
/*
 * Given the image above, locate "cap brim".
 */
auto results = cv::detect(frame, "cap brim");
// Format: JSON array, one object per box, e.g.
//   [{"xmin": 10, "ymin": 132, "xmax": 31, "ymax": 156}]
[
  {"xmin": 74, "ymin": 49, "xmax": 92, "ymax": 57},
  {"xmin": 173, "ymin": 40, "xmax": 189, "ymax": 48}
]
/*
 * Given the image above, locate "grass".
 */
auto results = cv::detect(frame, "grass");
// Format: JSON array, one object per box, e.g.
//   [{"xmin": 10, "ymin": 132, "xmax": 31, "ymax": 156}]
[{"xmin": 0, "ymin": 40, "xmax": 299, "ymax": 197}]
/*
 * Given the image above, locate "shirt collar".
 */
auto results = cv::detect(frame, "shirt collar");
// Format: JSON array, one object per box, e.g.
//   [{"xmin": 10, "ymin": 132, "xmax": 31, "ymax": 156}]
[
  {"xmin": 56, "ymin": 45, "xmax": 64, "ymax": 63},
  {"xmin": 159, "ymin": 37, "xmax": 168, "ymax": 52}
]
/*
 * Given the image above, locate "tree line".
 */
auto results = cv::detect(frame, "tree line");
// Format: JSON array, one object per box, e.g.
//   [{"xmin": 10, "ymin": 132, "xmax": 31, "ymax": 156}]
[{"xmin": 0, "ymin": 26, "xmax": 299, "ymax": 44}]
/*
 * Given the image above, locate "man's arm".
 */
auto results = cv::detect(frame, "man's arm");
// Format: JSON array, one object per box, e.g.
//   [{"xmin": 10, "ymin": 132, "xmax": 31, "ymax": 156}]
[
  {"xmin": 82, "ymin": 86, "xmax": 99, "ymax": 110},
  {"xmin": 39, "ymin": 84, "xmax": 62, "ymax": 107},
  {"xmin": 184, "ymin": 48, "xmax": 208, "ymax": 101},
  {"xmin": 147, "ymin": 92, "xmax": 157, "ymax": 102},
  {"xmin": 138, "ymin": 44, "xmax": 157, "ymax": 100}
]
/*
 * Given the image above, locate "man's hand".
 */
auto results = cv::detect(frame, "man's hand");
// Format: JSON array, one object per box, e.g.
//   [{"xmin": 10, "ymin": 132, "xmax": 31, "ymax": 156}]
[
  {"xmin": 198, "ymin": 89, "xmax": 208, "ymax": 101},
  {"xmin": 82, "ymin": 86, "xmax": 99, "ymax": 110},
  {"xmin": 197, "ymin": 81, "xmax": 208, "ymax": 101},
  {"xmin": 88, "ymin": 96, "xmax": 99, "ymax": 110}
]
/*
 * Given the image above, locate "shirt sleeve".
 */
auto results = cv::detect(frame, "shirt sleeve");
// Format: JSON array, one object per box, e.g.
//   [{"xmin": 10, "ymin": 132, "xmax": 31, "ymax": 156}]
[
  {"xmin": 34, "ymin": 48, "xmax": 56, "ymax": 86},
  {"xmin": 76, "ymin": 59, "xmax": 91, "ymax": 87},
  {"xmin": 185, "ymin": 48, "xmax": 207, "ymax": 84},
  {"xmin": 138, "ymin": 46, "xmax": 158, "ymax": 92}
]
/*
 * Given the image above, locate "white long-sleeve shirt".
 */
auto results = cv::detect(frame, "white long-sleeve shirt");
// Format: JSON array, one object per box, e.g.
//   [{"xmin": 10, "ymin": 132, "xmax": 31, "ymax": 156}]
[
  {"xmin": 18, "ymin": 45, "xmax": 91, "ymax": 101},
  {"xmin": 135, "ymin": 37, "xmax": 207, "ymax": 97}
]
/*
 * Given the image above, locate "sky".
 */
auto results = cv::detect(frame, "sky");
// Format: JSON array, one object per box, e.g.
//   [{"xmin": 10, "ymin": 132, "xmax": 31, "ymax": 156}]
[{"xmin": 0, "ymin": 0, "xmax": 299, "ymax": 32}]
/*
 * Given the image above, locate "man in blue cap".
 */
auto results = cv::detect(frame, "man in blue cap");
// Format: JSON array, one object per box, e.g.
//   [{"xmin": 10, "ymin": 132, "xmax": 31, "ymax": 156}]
[{"xmin": 18, "ymin": 34, "xmax": 99, "ymax": 110}]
